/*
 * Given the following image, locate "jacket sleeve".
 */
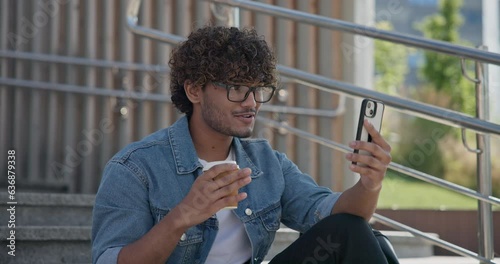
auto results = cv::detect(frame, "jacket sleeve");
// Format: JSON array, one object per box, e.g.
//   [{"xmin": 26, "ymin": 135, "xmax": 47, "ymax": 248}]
[
  {"xmin": 91, "ymin": 159, "xmax": 153, "ymax": 264},
  {"xmin": 276, "ymin": 151, "xmax": 342, "ymax": 233}
]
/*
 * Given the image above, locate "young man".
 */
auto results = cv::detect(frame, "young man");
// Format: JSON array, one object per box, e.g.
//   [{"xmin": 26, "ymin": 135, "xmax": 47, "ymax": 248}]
[{"xmin": 92, "ymin": 26, "xmax": 392, "ymax": 264}]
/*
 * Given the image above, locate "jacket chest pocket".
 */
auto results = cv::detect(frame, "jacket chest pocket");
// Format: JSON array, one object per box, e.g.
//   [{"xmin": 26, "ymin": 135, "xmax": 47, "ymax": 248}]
[
  {"xmin": 152, "ymin": 207, "xmax": 170, "ymax": 224},
  {"xmin": 258, "ymin": 202, "xmax": 281, "ymax": 232},
  {"xmin": 163, "ymin": 221, "xmax": 205, "ymax": 264},
  {"xmin": 152, "ymin": 206, "xmax": 204, "ymax": 245},
  {"xmin": 178, "ymin": 225, "xmax": 204, "ymax": 246},
  {"xmin": 247, "ymin": 202, "xmax": 282, "ymax": 261}
]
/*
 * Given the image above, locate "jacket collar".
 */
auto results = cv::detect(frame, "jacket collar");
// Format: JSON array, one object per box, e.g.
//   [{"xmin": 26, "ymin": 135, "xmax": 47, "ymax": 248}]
[
  {"xmin": 168, "ymin": 115, "xmax": 262, "ymax": 178},
  {"xmin": 168, "ymin": 116, "xmax": 200, "ymax": 175}
]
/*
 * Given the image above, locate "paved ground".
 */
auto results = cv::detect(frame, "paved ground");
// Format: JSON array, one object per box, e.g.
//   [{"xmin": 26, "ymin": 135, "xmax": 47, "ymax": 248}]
[
  {"xmin": 264, "ymin": 256, "xmax": 500, "ymax": 264},
  {"xmin": 399, "ymin": 256, "xmax": 500, "ymax": 264}
]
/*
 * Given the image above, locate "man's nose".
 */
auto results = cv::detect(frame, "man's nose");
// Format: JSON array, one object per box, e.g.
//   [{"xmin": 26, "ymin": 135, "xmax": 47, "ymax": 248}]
[{"xmin": 241, "ymin": 91, "xmax": 258, "ymax": 107}]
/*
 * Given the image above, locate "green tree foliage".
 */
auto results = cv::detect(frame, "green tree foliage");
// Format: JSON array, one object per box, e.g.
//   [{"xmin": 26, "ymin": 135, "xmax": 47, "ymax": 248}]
[
  {"xmin": 373, "ymin": 21, "xmax": 411, "ymax": 172},
  {"xmin": 390, "ymin": 0, "xmax": 473, "ymax": 181},
  {"xmin": 414, "ymin": 0, "xmax": 475, "ymax": 115},
  {"xmin": 374, "ymin": 21, "xmax": 409, "ymax": 95},
  {"xmin": 375, "ymin": 0, "xmax": 499, "ymax": 197},
  {"xmin": 394, "ymin": 0, "xmax": 487, "ymax": 191},
  {"xmin": 379, "ymin": 0, "xmax": 472, "ymax": 181}
]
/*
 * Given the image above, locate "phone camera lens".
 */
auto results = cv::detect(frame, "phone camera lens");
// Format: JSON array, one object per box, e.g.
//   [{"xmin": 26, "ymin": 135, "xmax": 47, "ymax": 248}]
[
  {"xmin": 369, "ymin": 109, "xmax": 374, "ymax": 115},
  {"xmin": 367, "ymin": 102, "xmax": 372, "ymax": 108}
]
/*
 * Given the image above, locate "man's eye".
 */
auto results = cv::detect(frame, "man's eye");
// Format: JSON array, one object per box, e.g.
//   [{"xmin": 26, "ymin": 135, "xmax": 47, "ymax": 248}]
[{"xmin": 231, "ymin": 86, "xmax": 244, "ymax": 92}]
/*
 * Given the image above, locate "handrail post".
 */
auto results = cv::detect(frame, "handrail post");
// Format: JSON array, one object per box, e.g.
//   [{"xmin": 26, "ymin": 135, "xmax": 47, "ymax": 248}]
[{"xmin": 474, "ymin": 46, "xmax": 494, "ymax": 263}]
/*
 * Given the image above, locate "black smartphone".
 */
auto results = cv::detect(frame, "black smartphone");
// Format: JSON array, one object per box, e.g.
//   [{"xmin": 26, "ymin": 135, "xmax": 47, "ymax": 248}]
[{"xmin": 353, "ymin": 99, "xmax": 385, "ymax": 166}]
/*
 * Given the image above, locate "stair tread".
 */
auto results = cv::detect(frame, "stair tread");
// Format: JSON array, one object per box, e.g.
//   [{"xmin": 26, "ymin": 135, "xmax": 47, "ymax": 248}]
[
  {"xmin": 0, "ymin": 226, "xmax": 91, "ymax": 240},
  {"xmin": 0, "ymin": 192, "xmax": 95, "ymax": 207}
]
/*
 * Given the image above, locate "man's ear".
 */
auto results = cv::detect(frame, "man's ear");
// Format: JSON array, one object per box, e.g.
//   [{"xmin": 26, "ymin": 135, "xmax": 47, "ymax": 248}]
[{"xmin": 184, "ymin": 80, "xmax": 202, "ymax": 103}]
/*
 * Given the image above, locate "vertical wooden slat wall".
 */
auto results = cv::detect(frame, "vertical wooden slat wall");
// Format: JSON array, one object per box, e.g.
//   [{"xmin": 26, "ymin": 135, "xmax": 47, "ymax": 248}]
[
  {"xmin": 63, "ymin": 0, "xmax": 81, "ymax": 192},
  {"xmin": 243, "ymin": 0, "xmax": 344, "ymax": 187},
  {"xmin": 13, "ymin": 1, "xmax": 31, "ymax": 190},
  {"xmin": 82, "ymin": 0, "xmax": 97, "ymax": 193},
  {"xmin": 45, "ymin": 0, "xmax": 63, "ymax": 188},
  {"xmin": 0, "ymin": 0, "xmax": 343, "ymax": 193},
  {"xmin": 155, "ymin": 0, "xmax": 175, "ymax": 130},
  {"xmin": 28, "ymin": 0, "xmax": 43, "ymax": 185},
  {"xmin": 317, "ymin": 0, "xmax": 344, "ymax": 190},
  {"xmin": 273, "ymin": 0, "xmax": 293, "ymax": 156},
  {"xmin": 137, "ymin": 0, "xmax": 153, "ymax": 139},
  {"xmin": 0, "ymin": 1, "xmax": 11, "ymax": 180},
  {"xmin": 101, "ymin": 0, "xmax": 118, "ymax": 181}
]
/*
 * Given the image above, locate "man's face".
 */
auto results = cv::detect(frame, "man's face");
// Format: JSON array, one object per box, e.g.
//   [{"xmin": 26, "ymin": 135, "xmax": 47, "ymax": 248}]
[{"xmin": 199, "ymin": 82, "xmax": 261, "ymax": 138}]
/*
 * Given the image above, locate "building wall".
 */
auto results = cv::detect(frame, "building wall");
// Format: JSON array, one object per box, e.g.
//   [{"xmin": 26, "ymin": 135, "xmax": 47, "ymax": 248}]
[{"xmin": 0, "ymin": 0, "xmax": 350, "ymax": 194}]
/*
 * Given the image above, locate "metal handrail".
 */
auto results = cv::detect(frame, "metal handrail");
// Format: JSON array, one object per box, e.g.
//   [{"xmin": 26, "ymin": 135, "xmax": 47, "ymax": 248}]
[
  {"xmin": 278, "ymin": 65, "xmax": 500, "ymax": 135},
  {"xmin": 373, "ymin": 214, "xmax": 497, "ymax": 264},
  {"xmin": 205, "ymin": 0, "xmax": 500, "ymax": 66},
  {"xmin": 129, "ymin": 0, "xmax": 500, "ymax": 195},
  {"xmin": 0, "ymin": 50, "xmax": 169, "ymax": 72},
  {"xmin": 5, "ymin": 48, "xmax": 499, "ymax": 135},
  {"xmin": 126, "ymin": 1, "xmax": 500, "ymax": 137},
  {"xmin": 259, "ymin": 116, "xmax": 498, "ymax": 264},
  {"xmin": 257, "ymin": 116, "xmax": 500, "ymax": 207},
  {"xmin": 3, "ymin": 59, "xmax": 497, "ymax": 204},
  {"xmin": 0, "ymin": 77, "xmax": 341, "ymax": 118},
  {"xmin": 126, "ymin": 0, "xmax": 498, "ymax": 262},
  {"xmin": 0, "ymin": 77, "xmax": 171, "ymax": 102}
]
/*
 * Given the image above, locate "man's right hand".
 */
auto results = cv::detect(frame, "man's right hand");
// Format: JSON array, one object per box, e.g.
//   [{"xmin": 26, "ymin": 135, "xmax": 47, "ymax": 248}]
[{"xmin": 172, "ymin": 163, "xmax": 252, "ymax": 228}]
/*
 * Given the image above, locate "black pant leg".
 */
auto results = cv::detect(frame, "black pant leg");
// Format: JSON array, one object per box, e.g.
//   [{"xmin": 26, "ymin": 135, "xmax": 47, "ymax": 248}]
[{"xmin": 269, "ymin": 213, "xmax": 389, "ymax": 264}]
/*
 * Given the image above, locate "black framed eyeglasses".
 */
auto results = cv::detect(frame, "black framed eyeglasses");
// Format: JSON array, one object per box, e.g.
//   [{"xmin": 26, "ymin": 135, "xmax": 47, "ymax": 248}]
[{"xmin": 212, "ymin": 82, "xmax": 276, "ymax": 103}]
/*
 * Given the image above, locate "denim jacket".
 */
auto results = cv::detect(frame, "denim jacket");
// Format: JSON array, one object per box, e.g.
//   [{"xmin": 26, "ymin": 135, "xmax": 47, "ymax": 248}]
[{"xmin": 92, "ymin": 116, "xmax": 341, "ymax": 264}]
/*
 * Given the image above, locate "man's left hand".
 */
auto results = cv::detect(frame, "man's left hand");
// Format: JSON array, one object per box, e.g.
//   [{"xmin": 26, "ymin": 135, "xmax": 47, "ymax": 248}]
[{"xmin": 345, "ymin": 119, "xmax": 392, "ymax": 191}]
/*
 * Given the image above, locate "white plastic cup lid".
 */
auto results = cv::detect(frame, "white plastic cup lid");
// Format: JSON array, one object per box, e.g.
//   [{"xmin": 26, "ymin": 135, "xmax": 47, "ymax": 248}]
[{"xmin": 202, "ymin": 160, "xmax": 238, "ymax": 171}]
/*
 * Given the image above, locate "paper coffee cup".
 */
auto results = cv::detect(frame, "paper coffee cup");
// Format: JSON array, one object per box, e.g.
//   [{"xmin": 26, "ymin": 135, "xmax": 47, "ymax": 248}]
[{"xmin": 203, "ymin": 161, "xmax": 239, "ymax": 209}]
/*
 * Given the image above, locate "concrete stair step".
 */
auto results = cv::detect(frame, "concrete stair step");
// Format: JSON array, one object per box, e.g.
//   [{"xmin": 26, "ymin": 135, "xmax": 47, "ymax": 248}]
[
  {"xmin": 0, "ymin": 192, "xmax": 94, "ymax": 226},
  {"xmin": 265, "ymin": 227, "xmax": 300, "ymax": 260},
  {"xmin": 0, "ymin": 193, "xmax": 438, "ymax": 262},
  {"xmin": 264, "ymin": 257, "xmax": 500, "ymax": 264},
  {"xmin": 381, "ymin": 230, "xmax": 439, "ymax": 258},
  {"xmin": 0, "ymin": 226, "xmax": 91, "ymax": 264},
  {"xmin": 400, "ymin": 256, "xmax": 500, "ymax": 264},
  {"xmin": 0, "ymin": 226, "xmax": 441, "ymax": 263}
]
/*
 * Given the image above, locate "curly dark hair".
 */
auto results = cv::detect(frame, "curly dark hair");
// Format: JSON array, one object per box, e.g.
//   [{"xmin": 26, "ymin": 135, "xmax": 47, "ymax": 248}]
[{"xmin": 169, "ymin": 26, "xmax": 278, "ymax": 116}]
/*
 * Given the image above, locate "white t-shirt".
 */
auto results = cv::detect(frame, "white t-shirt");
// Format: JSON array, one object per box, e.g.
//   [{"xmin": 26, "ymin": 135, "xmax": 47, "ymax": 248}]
[{"xmin": 200, "ymin": 149, "xmax": 252, "ymax": 264}]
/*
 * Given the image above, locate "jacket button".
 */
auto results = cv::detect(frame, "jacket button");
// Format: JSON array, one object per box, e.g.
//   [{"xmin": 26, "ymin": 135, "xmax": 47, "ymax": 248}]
[
  {"xmin": 180, "ymin": 233, "xmax": 187, "ymax": 241},
  {"xmin": 245, "ymin": 208, "xmax": 252, "ymax": 216}
]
